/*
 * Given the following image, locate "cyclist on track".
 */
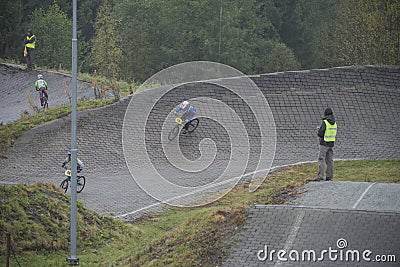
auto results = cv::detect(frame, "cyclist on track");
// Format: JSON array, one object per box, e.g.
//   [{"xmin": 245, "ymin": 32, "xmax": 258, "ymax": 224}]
[
  {"xmin": 174, "ymin": 100, "xmax": 196, "ymax": 124},
  {"xmin": 61, "ymin": 151, "xmax": 84, "ymax": 173},
  {"xmin": 35, "ymin": 74, "xmax": 48, "ymax": 107}
]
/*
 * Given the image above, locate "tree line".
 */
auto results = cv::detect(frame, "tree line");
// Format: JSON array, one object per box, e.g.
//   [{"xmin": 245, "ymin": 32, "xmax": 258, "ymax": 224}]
[{"xmin": 1, "ymin": 0, "xmax": 399, "ymax": 82}]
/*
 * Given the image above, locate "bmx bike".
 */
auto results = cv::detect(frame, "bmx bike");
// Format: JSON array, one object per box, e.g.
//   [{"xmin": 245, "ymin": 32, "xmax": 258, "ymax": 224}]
[
  {"xmin": 60, "ymin": 169, "xmax": 86, "ymax": 193},
  {"xmin": 38, "ymin": 87, "xmax": 49, "ymax": 109},
  {"xmin": 168, "ymin": 117, "xmax": 199, "ymax": 141}
]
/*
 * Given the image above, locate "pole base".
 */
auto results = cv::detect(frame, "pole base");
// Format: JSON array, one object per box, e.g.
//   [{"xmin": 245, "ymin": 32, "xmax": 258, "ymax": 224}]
[{"xmin": 67, "ymin": 257, "xmax": 79, "ymax": 265}]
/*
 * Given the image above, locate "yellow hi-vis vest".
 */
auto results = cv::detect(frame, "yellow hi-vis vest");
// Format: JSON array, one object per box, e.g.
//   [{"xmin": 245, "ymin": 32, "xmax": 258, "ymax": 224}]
[
  {"xmin": 323, "ymin": 120, "xmax": 337, "ymax": 142},
  {"xmin": 26, "ymin": 35, "xmax": 36, "ymax": 49}
]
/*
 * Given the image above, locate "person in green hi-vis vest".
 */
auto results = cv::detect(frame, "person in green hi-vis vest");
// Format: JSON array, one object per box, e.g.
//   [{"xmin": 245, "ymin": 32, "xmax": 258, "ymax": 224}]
[
  {"xmin": 24, "ymin": 29, "xmax": 36, "ymax": 70},
  {"xmin": 315, "ymin": 108, "xmax": 337, "ymax": 181}
]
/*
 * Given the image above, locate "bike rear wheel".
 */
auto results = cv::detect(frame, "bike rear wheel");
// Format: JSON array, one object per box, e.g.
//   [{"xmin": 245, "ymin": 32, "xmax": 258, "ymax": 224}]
[
  {"xmin": 60, "ymin": 179, "xmax": 69, "ymax": 193},
  {"xmin": 168, "ymin": 125, "xmax": 180, "ymax": 141},
  {"xmin": 42, "ymin": 95, "xmax": 48, "ymax": 109},
  {"xmin": 186, "ymin": 118, "xmax": 199, "ymax": 133},
  {"xmin": 77, "ymin": 176, "xmax": 86, "ymax": 193}
]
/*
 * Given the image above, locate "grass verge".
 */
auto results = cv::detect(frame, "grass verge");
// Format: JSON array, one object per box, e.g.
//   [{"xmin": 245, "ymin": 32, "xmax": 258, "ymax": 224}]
[{"xmin": 0, "ymin": 159, "xmax": 399, "ymax": 266}]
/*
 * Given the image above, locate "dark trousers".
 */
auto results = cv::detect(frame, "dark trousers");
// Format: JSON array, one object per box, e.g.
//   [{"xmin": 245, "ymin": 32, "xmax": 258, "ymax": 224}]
[
  {"xmin": 317, "ymin": 145, "xmax": 334, "ymax": 180},
  {"xmin": 26, "ymin": 48, "xmax": 35, "ymax": 69}
]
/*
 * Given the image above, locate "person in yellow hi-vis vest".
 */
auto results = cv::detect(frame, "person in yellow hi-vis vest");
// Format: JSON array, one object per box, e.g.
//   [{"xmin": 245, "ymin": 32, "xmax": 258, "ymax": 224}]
[
  {"xmin": 24, "ymin": 29, "xmax": 36, "ymax": 70},
  {"xmin": 315, "ymin": 108, "xmax": 337, "ymax": 181}
]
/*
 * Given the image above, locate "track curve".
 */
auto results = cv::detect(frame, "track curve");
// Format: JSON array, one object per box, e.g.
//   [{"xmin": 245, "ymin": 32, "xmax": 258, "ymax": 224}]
[
  {"xmin": 0, "ymin": 65, "xmax": 399, "ymax": 219},
  {"xmin": 0, "ymin": 63, "xmax": 94, "ymax": 123}
]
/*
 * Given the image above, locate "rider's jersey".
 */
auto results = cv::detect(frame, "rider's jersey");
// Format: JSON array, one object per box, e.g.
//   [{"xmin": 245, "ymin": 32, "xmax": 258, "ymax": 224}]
[
  {"xmin": 186, "ymin": 106, "xmax": 196, "ymax": 117},
  {"xmin": 176, "ymin": 103, "xmax": 196, "ymax": 122},
  {"xmin": 62, "ymin": 157, "xmax": 84, "ymax": 170},
  {"xmin": 176, "ymin": 102, "xmax": 196, "ymax": 114},
  {"xmin": 35, "ymin": 79, "xmax": 48, "ymax": 90}
]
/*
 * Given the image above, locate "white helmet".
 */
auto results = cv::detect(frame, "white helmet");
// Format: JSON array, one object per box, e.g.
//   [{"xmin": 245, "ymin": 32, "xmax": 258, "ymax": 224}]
[
  {"xmin": 181, "ymin": 101, "xmax": 190, "ymax": 111},
  {"xmin": 37, "ymin": 74, "xmax": 43, "ymax": 80}
]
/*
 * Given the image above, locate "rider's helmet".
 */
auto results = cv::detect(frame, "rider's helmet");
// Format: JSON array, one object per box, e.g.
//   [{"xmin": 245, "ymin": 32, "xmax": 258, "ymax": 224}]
[
  {"xmin": 27, "ymin": 29, "xmax": 33, "ymax": 35},
  {"xmin": 181, "ymin": 101, "xmax": 190, "ymax": 112},
  {"xmin": 68, "ymin": 150, "xmax": 71, "ymax": 156},
  {"xmin": 37, "ymin": 74, "xmax": 43, "ymax": 80}
]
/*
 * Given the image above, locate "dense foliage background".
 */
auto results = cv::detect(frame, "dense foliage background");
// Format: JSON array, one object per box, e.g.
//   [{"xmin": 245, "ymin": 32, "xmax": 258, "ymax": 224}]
[{"xmin": 1, "ymin": 0, "xmax": 399, "ymax": 82}]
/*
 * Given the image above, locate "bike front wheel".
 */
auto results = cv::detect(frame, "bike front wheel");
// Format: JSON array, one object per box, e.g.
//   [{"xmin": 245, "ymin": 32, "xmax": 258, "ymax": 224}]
[
  {"xmin": 77, "ymin": 176, "xmax": 86, "ymax": 193},
  {"xmin": 168, "ymin": 125, "xmax": 180, "ymax": 141},
  {"xmin": 60, "ymin": 179, "xmax": 69, "ymax": 193},
  {"xmin": 186, "ymin": 118, "xmax": 199, "ymax": 133}
]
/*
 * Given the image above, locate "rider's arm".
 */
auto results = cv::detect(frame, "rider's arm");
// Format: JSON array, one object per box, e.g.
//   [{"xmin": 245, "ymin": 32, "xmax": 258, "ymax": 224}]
[
  {"xmin": 61, "ymin": 157, "xmax": 69, "ymax": 167},
  {"xmin": 317, "ymin": 121, "xmax": 326, "ymax": 138},
  {"xmin": 25, "ymin": 36, "xmax": 35, "ymax": 45},
  {"xmin": 187, "ymin": 107, "xmax": 196, "ymax": 121},
  {"xmin": 77, "ymin": 158, "xmax": 84, "ymax": 169},
  {"xmin": 30, "ymin": 35, "xmax": 36, "ymax": 44},
  {"xmin": 175, "ymin": 102, "xmax": 184, "ymax": 113}
]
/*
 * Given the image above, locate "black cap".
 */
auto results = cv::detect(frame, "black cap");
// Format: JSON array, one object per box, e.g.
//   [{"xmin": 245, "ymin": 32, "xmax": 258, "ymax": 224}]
[{"xmin": 324, "ymin": 108, "xmax": 333, "ymax": 116}]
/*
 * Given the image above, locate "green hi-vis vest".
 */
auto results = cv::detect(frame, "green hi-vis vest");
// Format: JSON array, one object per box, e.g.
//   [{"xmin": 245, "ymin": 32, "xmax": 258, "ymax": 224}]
[
  {"xmin": 26, "ymin": 35, "xmax": 36, "ymax": 49},
  {"xmin": 324, "ymin": 120, "xmax": 337, "ymax": 142}
]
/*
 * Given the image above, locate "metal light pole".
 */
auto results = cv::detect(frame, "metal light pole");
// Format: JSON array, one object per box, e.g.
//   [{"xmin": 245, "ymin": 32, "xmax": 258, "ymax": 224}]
[{"xmin": 67, "ymin": 0, "xmax": 79, "ymax": 265}]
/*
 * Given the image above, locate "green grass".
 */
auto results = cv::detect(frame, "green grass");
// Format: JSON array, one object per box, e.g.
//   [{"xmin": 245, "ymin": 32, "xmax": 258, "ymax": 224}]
[
  {"xmin": 0, "ymin": 159, "xmax": 399, "ymax": 266},
  {"xmin": 0, "ymin": 98, "xmax": 116, "ymax": 152},
  {"xmin": 333, "ymin": 159, "xmax": 400, "ymax": 183},
  {"xmin": 0, "ymin": 183, "xmax": 135, "ymax": 266}
]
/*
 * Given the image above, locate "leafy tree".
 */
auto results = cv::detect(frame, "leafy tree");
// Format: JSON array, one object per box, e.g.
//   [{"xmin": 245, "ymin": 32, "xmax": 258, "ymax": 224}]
[
  {"xmin": 335, "ymin": 0, "xmax": 400, "ymax": 65},
  {"xmin": 219, "ymin": 0, "xmax": 271, "ymax": 73},
  {"xmin": 116, "ymin": 0, "xmax": 221, "ymax": 82},
  {"xmin": 91, "ymin": 0, "xmax": 122, "ymax": 79},
  {"xmin": 30, "ymin": 2, "xmax": 72, "ymax": 69},
  {"xmin": 77, "ymin": 0, "xmax": 103, "ymax": 72},
  {"xmin": 306, "ymin": 0, "xmax": 339, "ymax": 68},
  {"xmin": 0, "ymin": 0, "xmax": 24, "ymax": 61},
  {"xmin": 115, "ymin": 0, "xmax": 154, "ymax": 82},
  {"xmin": 116, "ymin": 0, "xmax": 288, "ymax": 81},
  {"xmin": 0, "ymin": 0, "xmax": 92, "ymax": 66},
  {"xmin": 265, "ymin": 42, "xmax": 300, "ymax": 72},
  {"xmin": 3, "ymin": 0, "xmax": 398, "ymax": 80}
]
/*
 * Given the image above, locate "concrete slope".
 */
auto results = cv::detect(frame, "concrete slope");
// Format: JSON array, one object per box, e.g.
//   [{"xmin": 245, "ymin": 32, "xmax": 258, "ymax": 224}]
[
  {"xmin": 0, "ymin": 63, "xmax": 94, "ymax": 123},
  {"xmin": 0, "ymin": 65, "xmax": 399, "ymax": 219}
]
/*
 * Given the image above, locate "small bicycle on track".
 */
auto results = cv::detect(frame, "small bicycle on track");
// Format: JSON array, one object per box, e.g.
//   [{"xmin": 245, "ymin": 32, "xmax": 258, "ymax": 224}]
[
  {"xmin": 60, "ymin": 168, "xmax": 86, "ymax": 193},
  {"xmin": 38, "ymin": 87, "xmax": 49, "ymax": 109},
  {"xmin": 168, "ymin": 117, "xmax": 199, "ymax": 141}
]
